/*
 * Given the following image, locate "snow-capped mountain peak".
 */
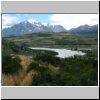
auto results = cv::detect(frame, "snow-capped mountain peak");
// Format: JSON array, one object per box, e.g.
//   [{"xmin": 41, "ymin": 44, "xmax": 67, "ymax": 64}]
[
  {"xmin": 28, "ymin": 19, "xmax": 36, "ymax": 24},
  {"xmin": 28, "ymin": 19, "xmax": 42, "ymax": 27}
]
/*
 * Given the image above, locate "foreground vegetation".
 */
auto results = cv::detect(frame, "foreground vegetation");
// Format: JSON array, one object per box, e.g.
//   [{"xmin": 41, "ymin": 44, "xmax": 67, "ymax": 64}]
[{"xmin": 2, "ymin": 33, "xmax": 98, "ymax": 86}]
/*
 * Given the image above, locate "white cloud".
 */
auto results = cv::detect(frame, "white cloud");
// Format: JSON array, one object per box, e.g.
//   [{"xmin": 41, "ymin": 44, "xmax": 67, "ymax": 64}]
[
  {"xmin": 2, "ymin": 15, "xmax": 20, "ymax": 29},
  {"xmin": 50, "ymin": 14, "xmax": 98, "ymax": 30}
]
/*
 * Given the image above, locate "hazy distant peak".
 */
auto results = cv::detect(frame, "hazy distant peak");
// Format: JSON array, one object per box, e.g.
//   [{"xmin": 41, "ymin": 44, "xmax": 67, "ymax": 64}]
[{"xmin": 69, "ymin": 24, "xmax": 98, "ymax": 34}]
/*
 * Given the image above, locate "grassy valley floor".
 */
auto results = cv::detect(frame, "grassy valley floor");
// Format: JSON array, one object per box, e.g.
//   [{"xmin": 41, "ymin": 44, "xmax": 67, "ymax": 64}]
[{"xmin": 2, "ymin": 33, "xmax": 98, "ymax": 86}]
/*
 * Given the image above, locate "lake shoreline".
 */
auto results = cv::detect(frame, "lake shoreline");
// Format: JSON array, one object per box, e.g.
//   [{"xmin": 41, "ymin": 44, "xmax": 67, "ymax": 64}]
[{"xmin": 29, "ymin": 47, "xmax": 86, "ymax": 58}]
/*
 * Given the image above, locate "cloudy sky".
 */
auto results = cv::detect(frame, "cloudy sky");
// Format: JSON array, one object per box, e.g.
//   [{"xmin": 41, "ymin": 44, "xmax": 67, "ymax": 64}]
[{"xmin": 2, "ymin": 14, "xmax": 98, "ymax": 30}]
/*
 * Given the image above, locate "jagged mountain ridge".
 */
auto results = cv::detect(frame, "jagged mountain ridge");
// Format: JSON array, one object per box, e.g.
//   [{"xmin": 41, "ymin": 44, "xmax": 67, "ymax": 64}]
[
  {"xmin": 2, "ymin": 20, "xmax": 67, "ymax": 37},
  {"xmin": 2, "ymin": 20, "xmax": 98, "ymax": 37}
]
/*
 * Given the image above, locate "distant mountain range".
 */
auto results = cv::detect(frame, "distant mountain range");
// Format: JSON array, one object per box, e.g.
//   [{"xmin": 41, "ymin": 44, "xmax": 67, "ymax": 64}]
[
  {"xmin": 69, "ymin": 24, "xmax": 98, "ymax": 35},
  {"xmin": 2, "ymin": 20, "xmax": 98, "ymax": 37}
]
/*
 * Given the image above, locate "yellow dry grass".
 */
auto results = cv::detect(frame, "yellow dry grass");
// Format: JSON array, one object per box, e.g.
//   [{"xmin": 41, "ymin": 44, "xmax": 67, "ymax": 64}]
[
  {"xmin": 18, "ymin": 55, "xmax": 33, "ymax": 71},
  {"xmin": 2, "ymin": 74, "xmax": 16, "ymax": 86},
  {"xmin": 20, "ymin": 70, "xmax": 37, "ymax": 86}
]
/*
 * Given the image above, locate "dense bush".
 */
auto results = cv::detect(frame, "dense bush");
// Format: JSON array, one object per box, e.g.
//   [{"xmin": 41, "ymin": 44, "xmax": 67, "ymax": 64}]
[
  {"xmin": 27, "ymin": 62, "xmax": 39, "ymax": 72},
  {"xmin": 59, "ymin": 56, "xmax": 98, "ymax": 86},
  {"xmin": 2, "ymin": 55, "xmax": 22, "ymax": 74},
  {"xmin": 32, "ymin": 67, "xmax": 60, "ymax": 86},
  {"xmin": 9, "ymin": 41, "xmax": 20, "ymax": 53},
  {"xmin": 31, "ymin": 51, "xmax": 98, "ymax": 86},
  {"xmin": 35, "ymin": 51, "xmax": 61, "ymax": 66}
]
